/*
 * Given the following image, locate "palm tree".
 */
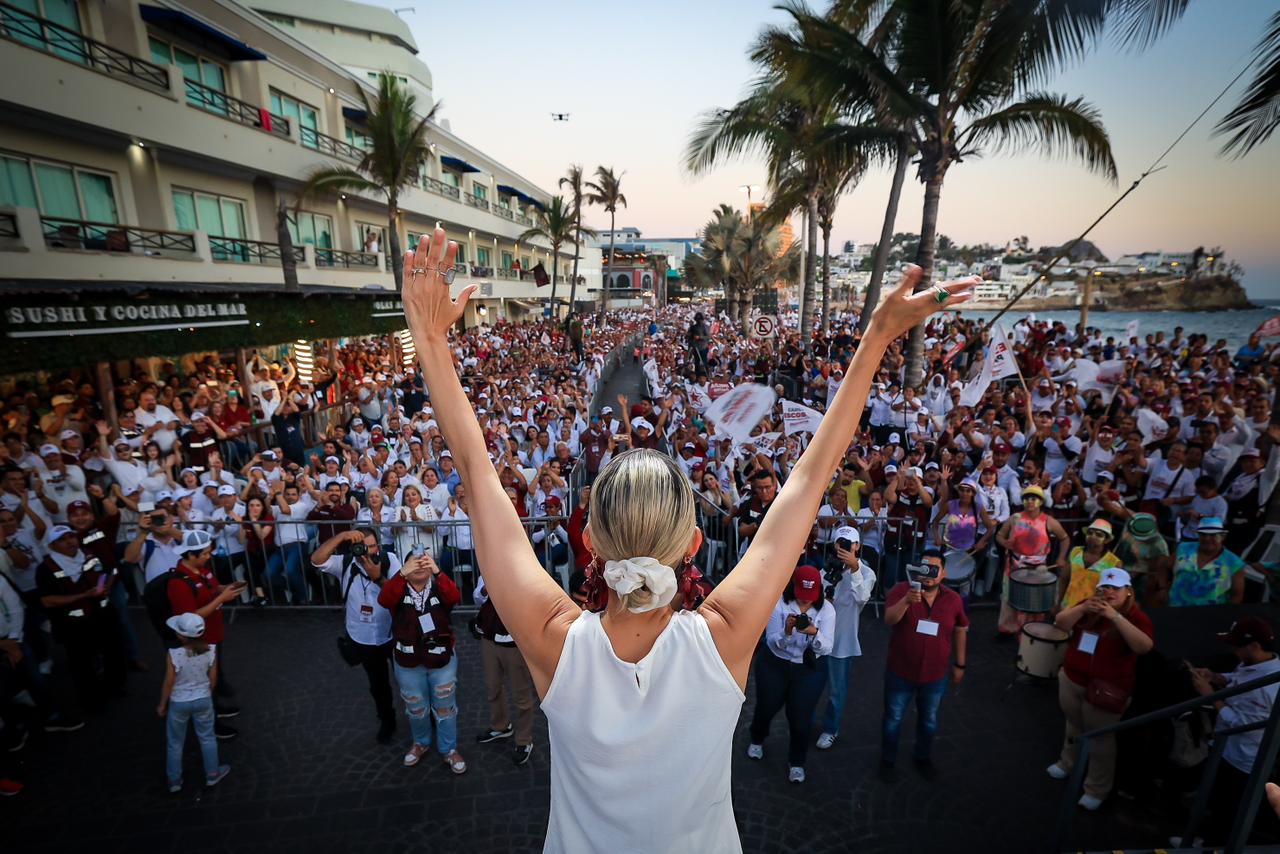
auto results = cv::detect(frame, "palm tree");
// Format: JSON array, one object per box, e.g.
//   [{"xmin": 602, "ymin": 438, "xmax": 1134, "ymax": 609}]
[
  {"xmin": 295, "ymin": 73, "xmax": 437, "ymax": 292},
  {"xmin": 685, "ymin": 205, "xmax": 799, "ymax": 332},
  {"xmin": 559, "ymin": 164, "xmax": 587, "ymax": 320},
  {"xmin": 518, "ymin": 196, "xmax": 592, "ymax": 319},
  {"xmin": 1215, "ymin": 11, "xmax": 1280, "ymax": 156},
  {"xmin": 584, "ymin": 167, "xmax": 627, "ymax": 317},
  {"xmin": 648, "ymin": 253, "xmax": 669, "ymax": 308},
  {"xmin": 782, "ymin": 2, "xmax": 1118, "ymax": 383}
]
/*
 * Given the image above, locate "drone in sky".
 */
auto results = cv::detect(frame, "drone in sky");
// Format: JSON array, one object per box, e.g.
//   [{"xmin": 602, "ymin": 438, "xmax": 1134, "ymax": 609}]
[{"xmin": 551, "ymin": 113, "xmax": 570, "ymax": 122}]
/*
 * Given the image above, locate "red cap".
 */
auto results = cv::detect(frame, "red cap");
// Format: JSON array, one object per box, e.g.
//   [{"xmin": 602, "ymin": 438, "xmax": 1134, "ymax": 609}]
[
  {"xmin": 992, "ymin": 440, "xmax": 1012, "ymax": 453},
  {"xmin": 66, "ymin": 500, "xmax": 92, "ymax": 513},
  {"xmin": 1220, "ymin": 616, "xmax": 1274, "ymax": 647},
  {"xmin": 792, "ymin": 565, "xmax": 823, "ymax": 603}
]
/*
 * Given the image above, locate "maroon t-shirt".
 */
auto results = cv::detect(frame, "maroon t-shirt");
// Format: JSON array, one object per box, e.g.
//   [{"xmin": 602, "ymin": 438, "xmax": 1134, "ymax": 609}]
[
  {"xmin": 886, "ymin": 582, "xmax": 969, "ymax": 683},
  {"xmin": 1062, "ymin": 606, "xmax": 1154, "ymax": 693}
]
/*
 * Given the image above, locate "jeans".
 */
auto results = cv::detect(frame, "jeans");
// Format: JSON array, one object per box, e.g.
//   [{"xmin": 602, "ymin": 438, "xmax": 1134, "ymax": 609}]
[
  {"xmin": 748, "ymin": 649, "xmax": 828, "ymax": 767},
  {"xmin": 881, "ymin": 670, "xmax": 948, "ymax": 764},
  {"xmin": 820, "ymin": 655, "xmax": 855, "ymax": 735},
  {"xmin": 268, "ymin": 542, "xmax": 310, "ymax": 604},
  {"xmin": 166, "ymin": 696, "xmax": 220, "ymax": 784},
  {"xmin": 393, "ymin": 656, "xmax": 458, "ymax": 754},
  {"xmin": 109, "ymin": 579, "xmax": 140, "ymax": 662}
]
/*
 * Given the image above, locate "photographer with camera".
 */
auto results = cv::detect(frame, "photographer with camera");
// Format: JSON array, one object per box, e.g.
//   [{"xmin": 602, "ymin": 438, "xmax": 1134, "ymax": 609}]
[
  {"xmin": 746, "ymin": 565, "xmax": 835, "ymax": 783},
  {"xmin": 311, "ymin": 527, "xmax": 401, "ymax": 744},
  {"xmin": 815, "ymin": 527, "xmax": 876, "ymax": 750},
  {"xmin": 879, "ymin": 549, "xmax": 968, "ymax": 782}
]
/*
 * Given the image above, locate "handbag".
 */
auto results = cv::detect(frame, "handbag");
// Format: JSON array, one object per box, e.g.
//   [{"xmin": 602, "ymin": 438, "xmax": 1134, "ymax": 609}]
[
  {"xmin": 1085, "ymin": 677, "xmax": 1130, "ymax": 713},
  {"xmin": 336, "ymin": 634, "xmax": 362, "ymax": 667}
]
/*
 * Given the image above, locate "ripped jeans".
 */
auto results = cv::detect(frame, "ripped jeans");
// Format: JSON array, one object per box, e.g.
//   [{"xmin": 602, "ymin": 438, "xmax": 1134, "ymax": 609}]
[{"xmin": 392, "ymin": 657, "xmax": 458, "ymax": 754}]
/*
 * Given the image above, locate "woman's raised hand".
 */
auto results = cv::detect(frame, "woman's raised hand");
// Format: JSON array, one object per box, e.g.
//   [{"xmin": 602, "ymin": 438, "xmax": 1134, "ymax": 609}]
[
  {"xmin": 868, "ymin": 264, "xmax": 977, "ymax": 342},
  {"xmin": 403, "ymin": 227, "xmax": 477, "ymax": 343}
]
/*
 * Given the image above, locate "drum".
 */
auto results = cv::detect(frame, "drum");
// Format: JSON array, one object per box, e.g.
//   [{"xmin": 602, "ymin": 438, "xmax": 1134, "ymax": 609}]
[
  {"xmin": 1016, "ymin": 622, "xmax": 1070, "ymax": 679},
  {"xmin": 943, "ymin": 549, "xmax": 975, "ymax": 596},
  {"xmin": 1009, "ymin": 568, "xmax": 1058, "ymax": 613}
]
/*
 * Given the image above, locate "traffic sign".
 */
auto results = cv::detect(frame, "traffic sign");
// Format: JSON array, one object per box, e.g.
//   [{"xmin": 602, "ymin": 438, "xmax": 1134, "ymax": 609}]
[{"xmin": 750, "ymin": 314, "xmax": 778, "ymax": 339}]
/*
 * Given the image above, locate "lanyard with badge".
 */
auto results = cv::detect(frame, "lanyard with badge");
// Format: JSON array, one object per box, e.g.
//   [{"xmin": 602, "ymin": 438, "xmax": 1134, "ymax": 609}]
[{"xmin": 907, "ymin": 566, "xmax": 941, "ymax": 637}]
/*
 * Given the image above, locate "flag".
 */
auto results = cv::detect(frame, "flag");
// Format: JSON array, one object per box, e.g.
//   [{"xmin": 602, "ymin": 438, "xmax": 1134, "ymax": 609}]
[
  {"xmin": 1256, "ymin": 315, "xmax": 1280, "ymax": 338},
  {"xmin": 705, "ymin": 383, "xmax": 777, "ymax": 443},
  {"xmin": 643, "ymin": 357, "xmax": 660, "ymax": 390},
  {"xmin": 1135, "ymin": 407, "xmax": 1168, "ymax": 443},
  {"xmin": 942, "ymin": 339, "xmax": 966, "ymax": 366},
  {"xmin": 687, "ymin": 385, "xmax": 711, "ymax": 412},
  {"xmin": 987, "ymin": 322, "xmax": 1019, "ymax": 381},
  {"xmin": 781, "ymin": 399, "xmax": 824, "ymax": 435},
  {"xmin": 1071, "ymin": 358, "xmax": 1127, "ymax": 403},
  {"xmin": 959, "ymin": 357, "xmax": 993, "ymax": 408},
  {"xmin": 532, "ymin": 263, "xmax": 549, "ymax": 287},
  {"xmin": 1125, "ymin": 319, "xmax": 1140, "ymax": 341}
]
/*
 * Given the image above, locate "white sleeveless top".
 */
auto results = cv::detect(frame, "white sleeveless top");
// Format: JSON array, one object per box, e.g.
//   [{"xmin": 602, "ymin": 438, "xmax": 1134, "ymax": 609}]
[{"xmin": 540, "ymin": 610, "xmax": 745, "ymax": 853}]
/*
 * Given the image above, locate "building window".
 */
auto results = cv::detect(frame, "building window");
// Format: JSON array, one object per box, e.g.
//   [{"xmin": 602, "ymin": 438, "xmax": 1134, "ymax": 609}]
[
  {"xmin": 149, "ymin": 36, "xmax": 227, "ymax": 112},
  {"xmin": 287, "ymin": 210, "xmax": 332, "ymax": 248},
  {"xmin": 501, "ymin": 251, "xmax": 513, "ymax": 270},
  {"xmin": 8, "ymin": 0, "xmax": 83, "ymax": 63},
  {"xmin": 0, "ymin": 154, "xmax": 118, "ymax": 223},
  {"xmin": 270, "ymin": 90, "xmax": 320, "ymax": 145},
  {"xmin": 172, "ymin": 188, "xmax": 246, "ymax": 260},
  {"xmin": 442, "ymin": 171, "xmax": 460, "ymax": 189},
  {"xmin": 521, "ymin": 255, "xmax": 530, "ymax": 270},
  {"xmin": 345, "ymin": 126, "xmax": 372, "ymax": 151},
  {"xmin": 476, "ymin": 247, "xmax": 491, "ymax": 267},
  {"xmin": 472, "ymin": 184, "xmax": 487, "ymax": 201}
]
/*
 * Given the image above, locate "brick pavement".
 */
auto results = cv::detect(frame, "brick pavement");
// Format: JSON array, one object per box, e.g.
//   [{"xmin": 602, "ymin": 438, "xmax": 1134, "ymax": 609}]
[{"xmin": 4, "ymin": 604, "xmax": 1187, "ymax": 854}]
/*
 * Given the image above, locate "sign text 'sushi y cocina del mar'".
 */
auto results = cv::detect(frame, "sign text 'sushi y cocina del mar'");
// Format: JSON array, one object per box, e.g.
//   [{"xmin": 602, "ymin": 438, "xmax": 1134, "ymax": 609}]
[{"xmin": 4, "ymin": 302, "xmax": 250, "ymax": 337}]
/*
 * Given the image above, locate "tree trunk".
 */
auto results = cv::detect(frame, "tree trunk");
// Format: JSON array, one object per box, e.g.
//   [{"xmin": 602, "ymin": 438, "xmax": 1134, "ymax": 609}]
[
  {"xmin": 601, "ymin": 211, "xmax": 617, "ymax": 322},
  {"xmin": 800, "ymin": 192, "xmax": 819, "ymax": 350},
  {"xmin": 277, "ymin": 199, "xmax": 299, "ymax": 293},
  {"xmin": 739, "ymin": 283, "xmax": 752, "ymax": 334},
  {"xmin": 860, "ymin": 136, "xmax": 909, "ymax": 334},
  {"xmin": 549, "ymin": 244, "xmax": 559, "ymax": 320},
  {"xmin": 566, "ymin": 210, "xmax": 582, "ymax": 329},
  {"xmin": 904, "ymin": 170, "xmax": 945, "ymax": 387},
  {"xmin": 1079, "ymin": 274, "xmax": 1094, "ymax": 332},
  {"xmin": 821, "ymin": 223, "xmax": 832, "ymax": 334},
  {"xmin": 387, "ymin": 196, "xmax": 403, "ymax": 292}
]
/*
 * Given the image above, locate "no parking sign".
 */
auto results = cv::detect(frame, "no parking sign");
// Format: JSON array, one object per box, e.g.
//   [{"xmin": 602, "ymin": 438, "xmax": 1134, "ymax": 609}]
[{"xmin": 750, "ymin": 315, "xmax": 778, "ymax": 339}]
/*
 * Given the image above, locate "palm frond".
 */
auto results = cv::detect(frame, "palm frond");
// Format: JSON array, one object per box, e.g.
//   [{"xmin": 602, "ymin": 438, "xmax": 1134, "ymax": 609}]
[
  {"xmin": 1215, "ymin": 11, "xmax": 1280, "ymax": 157},
  {"xmin": 295, "ymin": 168, "xmax": 383, "ymax": 206},
  {"xmin": 1108, "ymin": 0, "xmax": 1192, "ymax": 51},
  {"xmin": 959, "ymin": 91, "xmax": 1118, "ymax": 182}
]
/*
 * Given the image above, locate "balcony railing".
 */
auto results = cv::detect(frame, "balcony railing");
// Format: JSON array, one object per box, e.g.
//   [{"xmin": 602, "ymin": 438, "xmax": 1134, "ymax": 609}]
[
  {"xmin": 184, "ymin": 79, "xmax": 290, "ymax": 139},
  {"xmin": 494, "ymin": 206, "xmax": 515, "ymax": 221},
  {"xmin": 315, "ymin": 247, "xmax": 379, "ymax": 268},
  {"xmin": 464, "ymin": 193, "xmax": 490, "ymax": 211},
  {"xmin": 42, "ymin": 217, "xmax": 196, "ymax": 254},
  {"xmin": 453, "ymin": 262, "xmax": 468, "ymax": 276},
  {"xmin": 300, "ymin": 126, "xmax": 363, "ymax": 163},
  {"xmin": 423, "ymin": 176, "xmax": 461, "ymax": 201},
  {"xmin": 495, "ymin": 268, "xmax": 519, "ymax": 279},
  {"xmin": 0, "ymin": 212, "xmax": 17, "ymax": 239},
  {"xmin": 519, "ymin": 214, "xmax": 535, "ymax": 227},
  {"xmin": 0, "ymin": 1, "xmax": 169, "ymax": 92},
  {"xmin": 209, "ymin": 236, "xmax": 303, "ymax": 265},
  {"xmin": 471, "ymin": 265, "xmax": 494, "ymax": 278}
]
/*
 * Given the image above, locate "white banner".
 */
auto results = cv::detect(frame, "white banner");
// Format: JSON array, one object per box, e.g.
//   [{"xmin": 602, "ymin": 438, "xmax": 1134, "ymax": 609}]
[
  {"xmin": 642, "ymin": 357, "xmax": 660, "ymax": 391},
  {"xmin": 782, "ymin": 399, "xmax": 824, "ymax": 435},
  {"xmin": 1070, "ymin": 358, "xmax": 1127, "ymax": 403},
  {"xmin": 1125, "ymin": 319, "xmax": 1140, "ymax": 341},
  {"xmin": 687, "ymin": 385, "xmax": 712, "ymax": 412},
  {"xmin": 705, "ymin": 383, "xmax": 777, "ymax": 443},
  {"xmin": 988, "ymin": 322, "xmax": 1019, "ymax": 381},
  {"xmin": 959, "ymin": 357, "xmax": 993, "ymax": 408},
  {"xmin": 1135, "ymin": 407, "xmax": 1169, "ymax": 443}
]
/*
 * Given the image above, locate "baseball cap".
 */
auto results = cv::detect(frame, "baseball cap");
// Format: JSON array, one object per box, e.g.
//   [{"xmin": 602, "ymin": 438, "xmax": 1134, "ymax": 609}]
[
  {"xmin": 155, "ymin": 489, "xmax": 174, "ymax": 502},
  {"xmin": 906, "ymin": 465, "xmax": 923, "ymax": 479},
  {"xmin": 173, "ymin": 487, "xmax": 196, "ymax": 501},
  {"xmin": 59, "ymin": 428, "xmax": 79, "ymax": 441},
  {"xmin": 1096, "ymin": 469, "xmax": 1116, "ymax": 482},
  {"xmin": 39, "ymin": 443, "xmax": 60, "ymax": 457},
  {"xmin": 44, "ymin": 524, "xmax": 75, "ymax": 546},
  {"xmin": 1219, "ymin": 616, "xmax": 1275, "ymax": 648},
  {"xmin": 601, "ymin": 405, "xmax": 614, "ymax": 415},
  {"xmin": 792, "ymin": 565, "xmax": 822, "ymax": 602},
  {"xmin": 261, "ymin": 450, "xmax": 278, "ymax": 460},
  {"xmin": 1197, "ymin": 516, "xmax": 1227, "ymax": 535},
  {"xmin": 324, "ymin": 455, "xmax": 340, "ymax": 464},
  {"xmin": 883, "ymin": 463, "xmax": 899, "ymax": 475},
  {"xmin": 1097, "ymin": 567, "xmax": 1132, "ymax": 588},
  {"xmin": 51, "ymin": 394, "xmax": 75, "ymax": 407},
  {"xmin": 1022, "ymin": 485, "xmax": 1046, "ymax": 501},
  {"xmin": 992, "ymin": 440, "xmax": 1012, "ymax": 454},
  {"xmin": 834, "ymin": 526, "xmax": 860, "ymax": 545},
  {"xmin": 217, "ymin": 485, "xmax": 237, "ymax": 496},
  {"xmin": 888, "ymin": 433, "xmax": 901, "ymax": 444},
  {"xmin": 440, "ymin": 450, "xmax": 453, "ymax": 458},
  {"xmin": 165, "ymin": 612, "xmax": 206, "ymax": 639},
  {"xmin": 175, "ymin": 529, "xmax": 213, "ymax": 555}
]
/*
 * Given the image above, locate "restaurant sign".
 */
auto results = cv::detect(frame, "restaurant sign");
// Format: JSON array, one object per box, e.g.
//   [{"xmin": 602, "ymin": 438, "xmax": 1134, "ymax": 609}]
[{"xmin": 6, "ymin": 301, "xmax": 249, "ymax": 337}]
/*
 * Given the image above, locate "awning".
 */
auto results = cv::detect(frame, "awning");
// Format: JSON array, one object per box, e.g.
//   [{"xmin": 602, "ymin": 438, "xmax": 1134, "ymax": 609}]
[
  {"xmin": 342, "ymin": 106, "xmax": 368, "ymax": 122},
  {"xmin": 440, "ymin": 155, "xmax": 481, "ymax": 174},
  {"xmin": 496, "ymin": 184, "xmax": 521, "ymax": 197},
  {"xmin": 665, "ymin": 268, "xmax": 681, "ymax": 279},
  {"xmin": 139, "ymin": 6, "xmax": 266, "ymax": 61},
  {"xmin": 512, "ymin": 190, "xmax": 545, "ymax": 211}
]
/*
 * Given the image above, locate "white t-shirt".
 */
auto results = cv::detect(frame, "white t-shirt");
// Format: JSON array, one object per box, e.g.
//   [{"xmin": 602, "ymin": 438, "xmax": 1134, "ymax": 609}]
[
  {"xmin": 135, "ymin": 405, "xmax": 179, "ymax": 452},
  {"xmin": 168, "ymin": 645, "xmax": 216, "ymax": 703}
]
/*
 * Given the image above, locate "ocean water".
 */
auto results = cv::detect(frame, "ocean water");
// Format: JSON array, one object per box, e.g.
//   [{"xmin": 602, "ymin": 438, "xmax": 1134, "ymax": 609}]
[{"xmin": 961, "ymin": 300, "xmax": 1280, "ymax": 351}]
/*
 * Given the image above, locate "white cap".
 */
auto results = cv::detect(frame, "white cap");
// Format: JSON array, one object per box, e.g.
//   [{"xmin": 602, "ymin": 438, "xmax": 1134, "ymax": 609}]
[
  {"xmin": 155, "ymin": 489, "xmax": 174, "ymax": 502},
  {"xmin": 906, "ymin": 465, "xmax": 924, "ymax": 478},
  {"xmin": 601, "ymin": 406, "xmax": 614, "ymax": 414},
  {"xmin": 440, "ymin": 450, "xmax": 453, "ymax": 458},
  {"xmin": 175, "ymin": 529, "xmax": 213, "ymax": 555},
  {"xmin": 165, "ymin": 612, "xmax": 206, "ymax": 638},
  {"xmin": 59, "ymin": 428, "xmax": 80, "ymax": 441},
  {"xmin": 834, "ymin": 525, "xmax": 860, "ymax": 544},
  {"xmin": 884, "ymin": 463, "xmax": 899, "ymax": 474},
  {"xmin": 217, "ymin": 485, "xmax": 237, "ymax": 496},
  {"xmin": 1097, "ymin": 567, "xmax": 1132, "ymax": 588},
  {"xmin": 324, "ymin": 455, "xmax": 340, "ymax": 464},
  {"xmin": 39, "ymin": 443, "xmax": 60, "ymax": 457},
  {"xmin": 888, "ymin": 433, "xmax": 901, "ymax": 444},
  {"xmin": 44, "ymin": 524, "xmax": 75, "ymax": 546},
  {"xmin": 173, "ymin": 488, "xmax": 196, "ymax": 501}
]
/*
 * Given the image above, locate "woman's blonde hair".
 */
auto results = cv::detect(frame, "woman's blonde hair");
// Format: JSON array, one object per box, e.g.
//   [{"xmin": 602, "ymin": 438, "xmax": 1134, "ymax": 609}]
[{"xmin": 587, "ymin": 448, "xmax": 697, "ymax": 612}]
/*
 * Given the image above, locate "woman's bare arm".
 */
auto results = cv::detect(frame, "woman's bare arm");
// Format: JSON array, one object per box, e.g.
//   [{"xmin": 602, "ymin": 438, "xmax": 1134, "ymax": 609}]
[
  {"xmin": 700, "ymin": 268, "xmax": 976, "ymax": 686},
  {"xmin": 403, "ymin": 228, "xmax": 577, "ymax": 697}
]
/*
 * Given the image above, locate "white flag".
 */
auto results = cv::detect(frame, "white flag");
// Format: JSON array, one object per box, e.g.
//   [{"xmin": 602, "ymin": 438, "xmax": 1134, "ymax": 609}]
[
  {"xmin": 987, "ymin": 322, "xmax": 1019, "ymax": 381},
  {"xmin": 959, "ymin": 357, "xmax": 993, "ymax": 408},
  {"xmin": 540, "ymin": 332, "xmax": 551, "ymax": 346},
  {"xmin": 687, "ymin": 385, "xmax": 711, "ymax": 412},
  {"xmin": 1071, "ymin": 358, "xmax": 1127, "ymax": 403},
  {"xmin": 1135, "ymin": 407, "xmax": 1168, "ymax": 443},
  {"xmin": 642, "ymin": 357, "xmax": 660, "ymax": 390},
  {"xmin": 1125, "ymin": 319, "xmax": 1140, "ymax": 341},
  {"xmin": 706, "ymin": 383, "xmax": 777, "ymax": 443},
  {"xmin": 782, "ymin": 399, "xmax": 824, "ymax": 435}
]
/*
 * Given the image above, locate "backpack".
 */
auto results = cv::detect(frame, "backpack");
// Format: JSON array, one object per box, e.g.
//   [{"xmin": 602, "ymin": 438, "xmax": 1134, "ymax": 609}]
[{"xmin": 143, "ymin": 548, "xmax": 199, "ymax": 647}]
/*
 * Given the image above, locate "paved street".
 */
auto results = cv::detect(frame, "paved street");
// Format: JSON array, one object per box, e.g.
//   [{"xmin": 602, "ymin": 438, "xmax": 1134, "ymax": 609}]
[{"xmin": 5, "ymin": 604, "xmax": 1187, "ymax": 854}]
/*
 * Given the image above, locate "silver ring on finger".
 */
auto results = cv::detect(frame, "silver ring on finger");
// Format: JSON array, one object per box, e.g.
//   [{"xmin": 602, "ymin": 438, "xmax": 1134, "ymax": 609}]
[{"xmin": 932, "ymin": 284, "xmax": 949, "ymax": 304}]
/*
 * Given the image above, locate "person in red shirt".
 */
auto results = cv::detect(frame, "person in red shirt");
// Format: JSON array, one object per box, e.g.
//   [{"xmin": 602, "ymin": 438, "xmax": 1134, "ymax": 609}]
[
  {"xmin": 1047, "ymin": 568, "xmax": 1154, "ymax": 811},
  {"xmin": 566, "ymin": 484, "xmax": 593, "ymax": 571},
  {"xmin": 880, "ymin": 548, "xmax": 968, "ymax": 782},
  {"xmin": 167, "ymin": 530, "xmax": 246, "ymax": 738}
]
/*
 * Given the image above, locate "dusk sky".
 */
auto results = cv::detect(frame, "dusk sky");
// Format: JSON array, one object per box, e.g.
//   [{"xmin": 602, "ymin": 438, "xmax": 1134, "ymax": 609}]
[{"xmin": 385, "ymin": 0, "xmax": 1280, "ymax": 295}]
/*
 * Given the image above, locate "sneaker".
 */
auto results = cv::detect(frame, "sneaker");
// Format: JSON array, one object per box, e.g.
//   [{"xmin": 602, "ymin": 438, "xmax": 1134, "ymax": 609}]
[
  {"xmin": 443, "ymin": 750, "xmax": 467, "ymax": 775},
  {"xmin": 746, "ymin": 743, "xmax": 764, "ymax": 760},
  {"xmin": 215, "ymin": 704, "xmax": 241, "ymax": 719},
  {"xmin": 1168, "ymin": 836, "xmax": 1203, "ymax": 848},
  {"xmin": 376, "ymin": 719, "xmax": 395, "ymax": 745},
  {"xmin": 168, "ymin": 779, "xmax": 182, "ymax": 794},
  {"xmin": 0, "ymin": 778, "xmax": 24, "ymax": 796},
  {"xmin": 37, "ymin": 660, "xmax": 52, "ymax": 676},
  {"xmin": 403, "ymin": 743, "xmax": 428, "ymax": 767},
  {"xmin": 476, "ymin": 725, "xmax": 514, "ymax": 744},
  {"xmin": 816, "ymin": 733, "xmax": 836, "ymax": 750},
  {"xmin": 1077, "ymin": 793, "xmax": 1104, "ymax": 811},
  {"xmin": 788, "ymin": 766, "xmax": 806, "ymax": 783},
  {"xmin": 514, "ymin": 743, "xmax": 533, "ymax": 766},
  {"xmin": 214, "ymin": 722, "xmax": 238, "ymax": 741},
  {"xmin": 913, "ymin": 757, "xmax": 938, "ymax": 782},
  {"xmin": 877, "ymin": 760, "xmax": 897, "ymax": 783},
  {"xmin": 1046, "ymin": 762, "xmax": 1069, "ymax": 780},
  {"xmin": 43, "ymin": 713, "xmax": 85, "ymax": 733},
  {"xmin": 205, "ymin": 765, "xmax": 231, "ymax": 787},
  {"xmin": 252, "ymin": 596, "xmax": 268, "ymax": 608}
]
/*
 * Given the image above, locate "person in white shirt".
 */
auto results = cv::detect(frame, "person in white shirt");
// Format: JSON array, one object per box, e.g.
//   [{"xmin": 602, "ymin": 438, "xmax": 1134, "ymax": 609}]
[
  {"xmin": 438, "ymin": 485, "xmax": 474, "ymax": 577},
  {"xmin": 746, "ymin": 565, "xmax": 836, "ymax": 783},
  {"xmin": 208, "ymin": 485, "xmax": 247, "ymax": 593},
  {"xmin": 1080, "ymin": 426, "xmax": 1117, "ymax": 486},
  {"xmin": 420, "ymin": 467, "xmax": 452, "ymax": 516},
  {"xmin": 1190, "ymin": 616, "xmax": 1280, "ymax": 844},
  {"xmin": 271, "ymin": 481, "xmax": 317, "ymax": 603},
  {"xmin": 134, "ymin": 391, "xmax": 179, "ymax": 453},
  {"xmin": 311, "ymin": 527, "xmax": 401, "ymax": 743},
  {"xmin": 356, "ymin": 487, "xmax": 396, "ymax": 546},
  {"xmin": 36, "ymin": 445, "xmax": 88, "ymax": 523},
  {"xmin": 124, "ymin": 508, "xmax": 182, "ymax": 583},
  {"xmin": 816, "ymin": 528, "xmax": 876, "ymax": 750},
  {"xmin": 394, "ymin": 484, "xmax": 439, "ymax": 559}
]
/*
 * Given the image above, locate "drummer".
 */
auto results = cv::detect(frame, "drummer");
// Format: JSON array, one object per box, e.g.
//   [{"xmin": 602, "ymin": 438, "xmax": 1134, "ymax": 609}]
[
  {"xmin": 993, "ymin": 486, "xmax": 1070, "ymax": 640},
  {"xmin": 1046, "ymin": 568, "xmax": 1154, "ymax": 811},
  {"xmin": 1058, "ymin": 519, "xmax": 1122, "ymax": 610},
  {"xmin": 933, "ymin": 477, "xmax": 995, "ymax": 563}
]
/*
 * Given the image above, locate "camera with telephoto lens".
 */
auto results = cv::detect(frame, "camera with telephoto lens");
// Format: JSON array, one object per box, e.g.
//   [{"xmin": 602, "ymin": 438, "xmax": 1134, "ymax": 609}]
[{"xmin": 793, "ymin": 613, "xmax": 810, "ymax": 631}]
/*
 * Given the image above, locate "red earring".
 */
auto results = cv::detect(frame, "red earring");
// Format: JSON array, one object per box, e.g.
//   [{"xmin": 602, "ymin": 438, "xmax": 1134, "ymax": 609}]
[
  {"xmin": 679, "ymin": 555, "xmax": 705, "ymax": 611},
  {"xmin": 582, "ymin": 556, "xmax": 609, "ymax": 612}
]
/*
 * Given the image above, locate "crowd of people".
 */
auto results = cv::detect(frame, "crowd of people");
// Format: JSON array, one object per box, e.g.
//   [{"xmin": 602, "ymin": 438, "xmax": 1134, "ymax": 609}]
[{"xmin": 1, "ymin": 293, "xmax": 1277, "ymax": 846}]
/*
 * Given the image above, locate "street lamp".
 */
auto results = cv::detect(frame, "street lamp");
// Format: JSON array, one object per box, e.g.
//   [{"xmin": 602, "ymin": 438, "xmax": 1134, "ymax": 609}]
[{"xmin": 739, "ymin": 184, "xmax": 762, "ymax": 215}]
